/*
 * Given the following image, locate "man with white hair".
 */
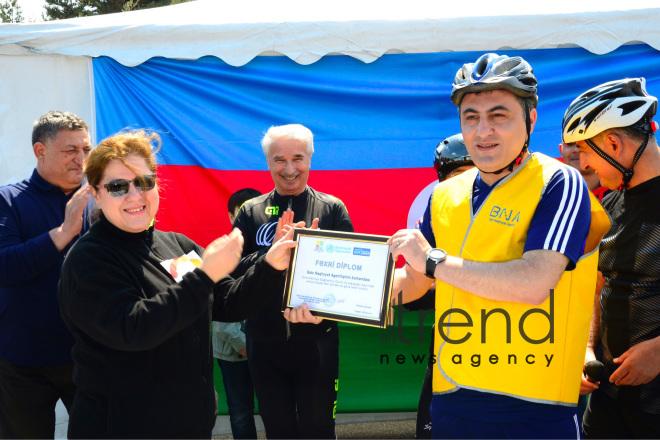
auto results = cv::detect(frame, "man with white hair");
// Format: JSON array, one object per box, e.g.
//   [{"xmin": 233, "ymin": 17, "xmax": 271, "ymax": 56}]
[{"xmin": 232, "ymin": 124, "xmax": 353, "ymax": 439}]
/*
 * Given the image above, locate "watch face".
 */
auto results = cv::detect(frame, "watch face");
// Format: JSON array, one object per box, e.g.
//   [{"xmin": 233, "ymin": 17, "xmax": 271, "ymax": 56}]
[{"xmin": 428, "ymin": 248, "xmax": 447, "ymax": 261}]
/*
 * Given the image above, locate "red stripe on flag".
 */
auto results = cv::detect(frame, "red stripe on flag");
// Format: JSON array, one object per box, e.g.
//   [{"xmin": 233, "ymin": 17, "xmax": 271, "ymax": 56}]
[{"xmin": 156, "ymin": 165, "xmax": 438, "ymax": 247}]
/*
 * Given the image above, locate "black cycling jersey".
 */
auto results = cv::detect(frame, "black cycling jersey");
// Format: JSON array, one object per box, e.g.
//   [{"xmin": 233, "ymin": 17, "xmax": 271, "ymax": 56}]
[
  {"xmin": 232, "ymin": 187, "xmax": 353, "ymax": 341},
  {"xmin": 598, "ymin": 175, "xmax": 660, "ymax": 414}
]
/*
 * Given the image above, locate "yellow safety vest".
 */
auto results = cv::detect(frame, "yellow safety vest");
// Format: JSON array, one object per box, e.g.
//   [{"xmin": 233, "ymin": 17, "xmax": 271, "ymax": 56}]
[{"xmin": 430, "ymin": 153, "xmax": 610, "ymax": 406}]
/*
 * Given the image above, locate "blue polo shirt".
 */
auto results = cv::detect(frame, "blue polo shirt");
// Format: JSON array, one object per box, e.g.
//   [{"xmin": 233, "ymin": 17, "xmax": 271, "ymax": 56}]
[{"xmin": 0, "ymin": 169, "xmax": 92, "ymax": 366}]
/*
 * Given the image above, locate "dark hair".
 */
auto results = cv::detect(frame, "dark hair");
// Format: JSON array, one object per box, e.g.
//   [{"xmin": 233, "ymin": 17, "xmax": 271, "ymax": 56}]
[
  {"xmin": 457, "ymin": 92, "xmax": 533, "ymax": 118},
  {"xmin": 32, "ymin": 111, "xmax": 88, "ymax": 146},
  {"xmin": 515, "ymin": 96, "xmax": 535, "ymax": 118},
  {"xmin": 228, "ymin": 188, "xmax": 262, "ymax": 214},
  {"xmin": 616, "ymin": 125, "xmax": 655, "ymax": 144},
  {"xmin": 516, "ymin": 96, "xmax": 535, "ymax": 146}
]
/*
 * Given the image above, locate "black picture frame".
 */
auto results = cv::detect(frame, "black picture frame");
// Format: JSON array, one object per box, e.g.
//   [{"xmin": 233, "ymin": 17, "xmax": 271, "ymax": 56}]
[{"xmin": 282, "ymin": 229, "xmax": 395, "ymax": 328}]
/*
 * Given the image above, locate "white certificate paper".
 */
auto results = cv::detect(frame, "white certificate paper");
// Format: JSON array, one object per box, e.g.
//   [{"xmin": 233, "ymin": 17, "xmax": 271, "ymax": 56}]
[
  {"xmin": 283, "ymin": 230, "xmax": 394, "ymax": 327},
  {"xmin": 160, "ymin": 250, "xmax": 203, "ymax": 283}
]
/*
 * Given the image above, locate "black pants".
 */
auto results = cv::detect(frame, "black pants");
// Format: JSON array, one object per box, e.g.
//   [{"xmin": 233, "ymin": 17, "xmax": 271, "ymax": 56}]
[
  {"xmin": 415, "ymin": 326, "xmax": 434, "ymax": 439},
  {"xmin": 247, "ymin": 334, "xmax": 338, "ymax": 439},
  {"xmin": 583, "ymin": 388, "xmax": 660, "ymax": 439},
  {"xmin": 0, "ymin": 358, "xmax": 75, "ymax": 439}
]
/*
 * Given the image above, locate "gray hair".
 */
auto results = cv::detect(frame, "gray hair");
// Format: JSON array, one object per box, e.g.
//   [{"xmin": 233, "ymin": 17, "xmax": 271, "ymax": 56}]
[
  {"xmin": 32, "ymin": 110, "xmax": 88, "ymax": 146},
  {"xmin": 261, "ymin": 124, "xmax": 314, "ymax": 156}
]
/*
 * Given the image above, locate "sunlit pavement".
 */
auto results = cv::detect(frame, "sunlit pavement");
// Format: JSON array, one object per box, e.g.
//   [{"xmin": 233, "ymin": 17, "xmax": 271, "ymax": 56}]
[{"xmin": 55, "ymin": 401, "xmax": 415, "ymax": 439}]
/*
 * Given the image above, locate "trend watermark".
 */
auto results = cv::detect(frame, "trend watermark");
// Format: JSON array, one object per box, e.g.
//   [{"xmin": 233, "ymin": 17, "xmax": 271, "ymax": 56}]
[{"xmin": 378, "ymin": 290, "xmax": 557, "ymax": 368}]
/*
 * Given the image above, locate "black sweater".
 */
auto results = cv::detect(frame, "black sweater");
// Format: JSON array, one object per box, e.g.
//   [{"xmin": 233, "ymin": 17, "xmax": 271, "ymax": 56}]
[
  {"xmin": 58, "ymin": 215, "xmax": 284, "ymax": 439},
  {"xmin": 232, "ymin": 187, "xmax": 353, "ymax": 340}
]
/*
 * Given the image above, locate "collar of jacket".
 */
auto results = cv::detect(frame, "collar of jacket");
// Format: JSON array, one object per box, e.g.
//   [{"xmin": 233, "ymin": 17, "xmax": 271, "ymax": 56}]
[{"xmin": 96, "ymin": 211, "xmax": 155, "ymax": 244}]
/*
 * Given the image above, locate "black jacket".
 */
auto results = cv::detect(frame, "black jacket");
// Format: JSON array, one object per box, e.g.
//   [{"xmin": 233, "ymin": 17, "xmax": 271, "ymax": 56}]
[
  {"xmin": 58, "ymin": 214, "xmax": 284, "ymax": 438},
  {"xmin": 232, "ymin": 187, "xmax": 353, "ymax": 340}
]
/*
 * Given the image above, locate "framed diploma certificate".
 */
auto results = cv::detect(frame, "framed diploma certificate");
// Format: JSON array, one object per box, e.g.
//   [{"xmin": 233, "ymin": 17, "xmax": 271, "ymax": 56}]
[{"xmin": 282, "ymin": 229, "xmax": 395, "ymax": 328}]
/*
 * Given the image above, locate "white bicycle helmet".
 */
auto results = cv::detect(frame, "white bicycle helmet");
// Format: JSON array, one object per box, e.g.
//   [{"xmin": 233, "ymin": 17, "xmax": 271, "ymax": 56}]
[
  {"xmin": 562, "ymin": 78, "xmax": 657, "ymax": 143},
  {"xmin": 562, "ymin": 78, "xmax": 658, "ymax": 191}
]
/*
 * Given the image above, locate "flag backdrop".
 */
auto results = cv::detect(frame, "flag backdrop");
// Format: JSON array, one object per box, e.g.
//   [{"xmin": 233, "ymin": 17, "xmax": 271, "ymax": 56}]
[{"xmin": 92, "ymin": 44, "xmax": 660, "ymax": 413}]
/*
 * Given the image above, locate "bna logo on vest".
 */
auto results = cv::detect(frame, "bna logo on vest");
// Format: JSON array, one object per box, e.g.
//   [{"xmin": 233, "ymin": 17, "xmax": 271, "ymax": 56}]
[{"xmin": 489, "ymin": 205, "xmax": 520, "ymax": 226}]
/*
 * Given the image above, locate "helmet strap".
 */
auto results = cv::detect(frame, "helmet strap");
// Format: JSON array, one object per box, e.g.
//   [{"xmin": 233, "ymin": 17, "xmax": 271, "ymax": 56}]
[{"xmin": 585, "ymin": 131, "xmax": 650, "ymax": 192}]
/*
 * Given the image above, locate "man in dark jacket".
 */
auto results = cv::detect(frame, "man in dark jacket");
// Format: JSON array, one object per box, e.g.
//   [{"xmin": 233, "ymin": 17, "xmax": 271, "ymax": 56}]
[
  {"xmin": 0, "ymin": 111, "xmax": 92, "ymax": 439},
  {"xmin": 563, "ymin": 78, "xmax": 660, "ymax": 438},
  {"xmin": 232, "ymin": 124, "xmax": 353, "ymax": 439}
]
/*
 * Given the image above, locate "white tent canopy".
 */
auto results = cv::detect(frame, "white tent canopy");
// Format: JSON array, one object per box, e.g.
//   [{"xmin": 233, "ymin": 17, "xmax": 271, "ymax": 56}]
[
  {"xmin": 2, "ymin": 1, "xmax": 660, "ymax": 66},
  {"xmin": 1, "ymin": 0, "xmax": 660, "ymax": 185}
]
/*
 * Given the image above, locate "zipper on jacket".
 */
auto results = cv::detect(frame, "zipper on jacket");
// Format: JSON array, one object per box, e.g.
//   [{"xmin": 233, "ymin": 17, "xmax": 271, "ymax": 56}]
[{"xmin": 286, "ymin": 197, "xmax": 293, "ymax": 340}]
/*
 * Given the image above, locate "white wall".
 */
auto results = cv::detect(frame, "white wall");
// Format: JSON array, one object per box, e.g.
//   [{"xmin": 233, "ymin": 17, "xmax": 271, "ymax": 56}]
[{"xmin": 0, "ymin": 54, "xmax": 94, "ymax": 186}]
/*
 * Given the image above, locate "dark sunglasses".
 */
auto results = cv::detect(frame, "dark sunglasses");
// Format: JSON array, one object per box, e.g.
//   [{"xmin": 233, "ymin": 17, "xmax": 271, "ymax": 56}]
[{"xmin": 101, "ymin": 174, "xmax": 157, "ymax": 197}]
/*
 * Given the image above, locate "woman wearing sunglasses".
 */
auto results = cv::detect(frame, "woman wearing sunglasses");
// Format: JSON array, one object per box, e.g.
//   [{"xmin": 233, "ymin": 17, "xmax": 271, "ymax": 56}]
[{"xmin": 58, "ymin": 130, "xmax": 296, "ymax": 439}]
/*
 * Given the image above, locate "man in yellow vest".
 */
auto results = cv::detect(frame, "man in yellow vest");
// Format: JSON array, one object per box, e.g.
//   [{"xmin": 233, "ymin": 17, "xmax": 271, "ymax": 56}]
[
  {"xmin": 563, "ymin": 78, "xmax": 660, "ymax": 438},
  {"xmin": 384, "ymin": 53, "xmax": 611, "ymax": 438}
]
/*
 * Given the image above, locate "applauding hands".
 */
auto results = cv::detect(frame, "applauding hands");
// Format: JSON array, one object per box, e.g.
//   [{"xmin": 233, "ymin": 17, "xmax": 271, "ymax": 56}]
[
  {"xmin": 276, "ymin": 209, "xmax": 323, "ymax": 324},
  {"xmin": 201, "ymin": 228, "xmax": 245, "ymax": 283}
]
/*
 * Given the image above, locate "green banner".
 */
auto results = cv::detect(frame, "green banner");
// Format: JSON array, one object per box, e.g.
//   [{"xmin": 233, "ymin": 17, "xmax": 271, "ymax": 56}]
[{"xmin": 214, "ymin": 306, "xmax": 435, "ymax": 414}]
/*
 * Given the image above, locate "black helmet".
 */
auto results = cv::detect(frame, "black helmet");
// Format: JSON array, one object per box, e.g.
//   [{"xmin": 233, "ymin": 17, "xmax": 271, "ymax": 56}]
[
  {"xmin": 451, "ymin": 53, "xmax": 538, "ymax": 108},
  {"xmin": 562, "ymin": 78, "xmax": 658, "ymax": 191},
  {"xmin": 433, "ymin": 134, "xmax": 474, "ymax": 182}
]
